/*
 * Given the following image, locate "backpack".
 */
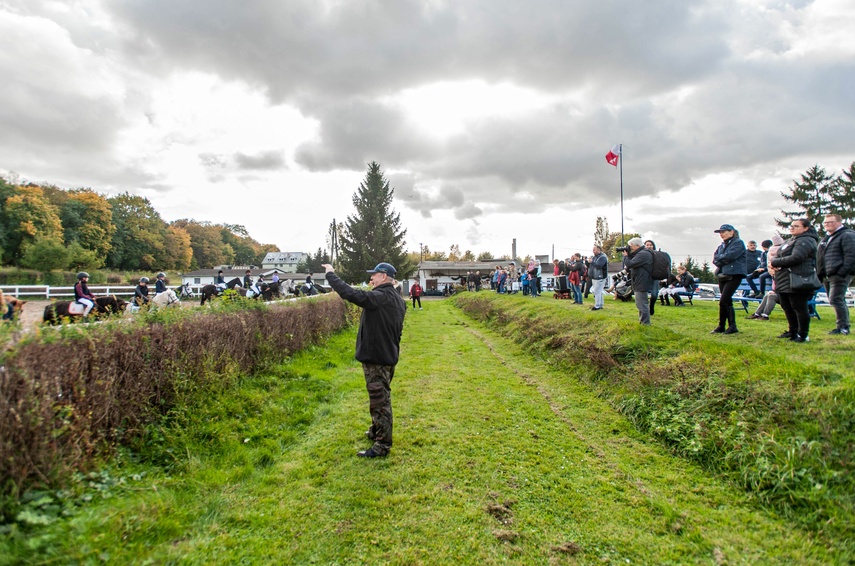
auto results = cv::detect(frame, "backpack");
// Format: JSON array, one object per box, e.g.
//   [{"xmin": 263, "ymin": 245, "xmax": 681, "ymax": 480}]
[{"xmin": 651, "ymin": 250, "xmax": 672, "ymax": 280}]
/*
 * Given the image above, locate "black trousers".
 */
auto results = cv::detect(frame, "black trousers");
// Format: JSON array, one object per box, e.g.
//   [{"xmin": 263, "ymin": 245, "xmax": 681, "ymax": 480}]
[
  {"xmin": 718, "ymin": 276, "xmax": 744, "ymax": 329},
  {"xmin": 778, "ymin": 291, "xmax": 812, "ymax": 337}
]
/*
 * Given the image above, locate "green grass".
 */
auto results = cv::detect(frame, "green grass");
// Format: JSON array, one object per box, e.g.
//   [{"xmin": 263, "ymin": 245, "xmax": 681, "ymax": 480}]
[{"xmin": 1, "ymin": 299, "xmax": 850, "ymax": 564}]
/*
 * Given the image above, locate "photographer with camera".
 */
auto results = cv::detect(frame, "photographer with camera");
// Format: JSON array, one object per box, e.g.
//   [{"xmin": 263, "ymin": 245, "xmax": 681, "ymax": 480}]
[{"xmin": 621, "ymin": 238, "xmax": 654, "ymax": 325}]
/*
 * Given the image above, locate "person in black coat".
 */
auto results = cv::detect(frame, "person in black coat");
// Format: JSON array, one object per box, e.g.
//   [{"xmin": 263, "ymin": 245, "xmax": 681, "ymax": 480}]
[
  {"xmin": 322, "ymin": 262, "xmax": 407, "ymax": 458},
  {"xmin": 770, "ymin": 218, "xmax": 820, "ymax": 343},
  {"xmin": 817, "ymin": 213, "xmax": 855, "ymax": 335},
  {"xmin": 624, "ymin": 238, "xmax": 653, "ymax": 325}
]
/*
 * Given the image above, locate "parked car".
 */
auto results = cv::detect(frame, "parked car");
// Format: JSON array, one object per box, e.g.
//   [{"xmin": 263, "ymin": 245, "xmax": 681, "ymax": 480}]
[{"xmin": 694, "ymin": 283, "xmax": 720, "ymax": 300}]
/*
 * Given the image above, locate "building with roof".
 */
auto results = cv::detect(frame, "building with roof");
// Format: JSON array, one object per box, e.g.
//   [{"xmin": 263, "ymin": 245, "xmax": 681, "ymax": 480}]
[{"xmin": 261, "ymin": 251, "xmax": 309, "ymax": 273}]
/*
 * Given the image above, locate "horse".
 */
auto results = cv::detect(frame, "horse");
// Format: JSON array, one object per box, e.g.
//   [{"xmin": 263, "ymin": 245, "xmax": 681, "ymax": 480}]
[
  {"xmin": 176, "ymin": 282, "xmax": 194, "ymax": 299},
  {"xmin": 200, "ymin": 277, "xmax": 242, "ymax": 305},
  {"xmin": 43, "ymin": 296, "xmax": 128, "ymax": 325},
  {"xmin": 152, "ymin": 289, "xmax": 181, "ymax": 308},
  {"xmin": 2, "ymin": 295, "xmax": 27, "ymax": 322},
  {"xmin": 259, "ymin": 281, "xmax": 286, "ymax": 301}
]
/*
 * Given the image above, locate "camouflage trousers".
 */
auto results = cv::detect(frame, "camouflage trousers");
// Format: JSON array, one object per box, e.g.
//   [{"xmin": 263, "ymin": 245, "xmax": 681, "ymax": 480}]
[{"xmin": 363, "ymin": 363, "xmax": 395, "ymax": 455}]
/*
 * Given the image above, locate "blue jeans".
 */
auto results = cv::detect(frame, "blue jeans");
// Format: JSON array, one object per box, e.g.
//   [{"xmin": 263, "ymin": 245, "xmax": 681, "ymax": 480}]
[{"xmin": 570, "ymin": 284, "xmax": 582, "ymax": 303}]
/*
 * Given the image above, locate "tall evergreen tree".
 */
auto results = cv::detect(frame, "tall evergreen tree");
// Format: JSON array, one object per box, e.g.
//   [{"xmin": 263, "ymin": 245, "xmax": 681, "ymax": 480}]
[
  {"xmin": 831, "ymin": 161, "xmax": 855, "ymax": 225},
  {"xmin": 338, "ymin": 162, "xmax": 414, "ymax": 283},
  {"xmin": 777, "ymin": 164, "xmax": 838, "ymax": 236}
]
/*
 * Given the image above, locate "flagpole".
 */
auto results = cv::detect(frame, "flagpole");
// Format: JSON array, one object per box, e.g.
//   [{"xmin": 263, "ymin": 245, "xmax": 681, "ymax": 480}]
[{"xmin": 619, "ymin": 144, "xmax": 624, "ymax": 246}]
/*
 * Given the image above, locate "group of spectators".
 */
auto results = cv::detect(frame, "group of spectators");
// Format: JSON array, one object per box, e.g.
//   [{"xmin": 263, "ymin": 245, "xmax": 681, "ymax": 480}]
[{"xmin": 618, "ymin": 214, "xmax": 854, "ymax": 341}]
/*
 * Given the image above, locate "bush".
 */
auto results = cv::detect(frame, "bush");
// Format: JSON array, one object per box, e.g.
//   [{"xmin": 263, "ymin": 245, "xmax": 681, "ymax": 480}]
[{"xmin": 0, "ymin": 296, "xmax": 351, "ymax": 517}]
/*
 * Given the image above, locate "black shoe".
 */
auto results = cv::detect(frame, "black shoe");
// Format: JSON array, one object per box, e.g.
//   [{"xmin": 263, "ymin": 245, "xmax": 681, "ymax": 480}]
[
  {"xmin": 357, "ymin": 447, "xmax": 387, "ymax": 458},
  {"xmin": 777, "ymin": 332, "xmax": 794, "ymax": 339},
  {"xmin": 724, "ymin": 327, "xmax": 739, "ymax": 334},
  {"xmin": 792, "ymin": 335, "xmax": 810, "ymax": 343},
  {"xmin": 590, "ymin": 306, "xmax": 603, "ymax": 311},
  {"xmin": 710, "ymin": 326, "xmax": 725, "ymax": 334},
  {"xmin": 748, "ymin": 314, "xmax": 760, "ymax": 319},
  {"xmin": 828, "ymin": 328, "xmax": 850, "ymax": 335}
]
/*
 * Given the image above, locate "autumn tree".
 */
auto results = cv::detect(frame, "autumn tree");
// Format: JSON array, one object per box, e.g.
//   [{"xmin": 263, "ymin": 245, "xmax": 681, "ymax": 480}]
[
  {"xmin": 107, "ymin": 193, "xmax": 168, "ymax": 270},
  {"xmin": 2, "ymin": 185, "xmax": 64, "ymax": 264},
  {"xmin": 61, "ymin": 189, "xmax": 116, "ymax": 258},
  {"xmin": 161, "ymin": 225, "xmax": 193, "ymax": 271},
  {"xmin": 338, "ymin": 162, "xmax": 414, "ymax": 283},
  {"xmin": 593, "ymin": 216, "xmax": 610, "ymax": 247},
  {"xmin": 601, "ymin": 231, "xmax": 641, "ymax": 262},
  {"xmin": 172, "ymin": 219, "xmax": 234, "ymax": 269}
]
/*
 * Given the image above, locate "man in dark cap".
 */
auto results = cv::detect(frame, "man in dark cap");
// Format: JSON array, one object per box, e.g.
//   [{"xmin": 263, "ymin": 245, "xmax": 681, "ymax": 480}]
[{"xmin": 322, "ymin": 261, "xmax": 407, "ymax": 457}]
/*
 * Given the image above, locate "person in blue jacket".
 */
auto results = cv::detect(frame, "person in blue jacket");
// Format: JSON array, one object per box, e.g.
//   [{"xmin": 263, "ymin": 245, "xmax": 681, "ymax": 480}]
[{"xmin": 711, "ymin": 223, "xmax": 747, "ymax": 335}]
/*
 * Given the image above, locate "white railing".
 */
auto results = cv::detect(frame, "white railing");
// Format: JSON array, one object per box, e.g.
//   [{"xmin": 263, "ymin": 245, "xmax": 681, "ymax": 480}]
[{"xmin": 0, "ymin": 285, "xmax": 206, "ymax": 300}]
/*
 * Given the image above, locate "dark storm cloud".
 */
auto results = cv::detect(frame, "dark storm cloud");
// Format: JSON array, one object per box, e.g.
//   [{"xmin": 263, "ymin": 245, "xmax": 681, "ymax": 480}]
[
  {"xmin": 4, "ymin": 0, "xmax": 855, "ymax": 230},
  {"xmin": 108, "ymin": 1, "xmax": 725, "ymax": 100}
]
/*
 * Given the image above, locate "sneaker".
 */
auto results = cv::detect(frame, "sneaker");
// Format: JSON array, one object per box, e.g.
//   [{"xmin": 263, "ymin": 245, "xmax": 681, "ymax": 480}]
[
  {"xmin": 357, "ymin": 447, "xmax": 387, "ymax": 458},
  {"xmin": 419, "ymin": 307, "xmax": 423, "ymax": 310},
  {"xmin": 590, "ymin": 306, "xmax": 603, "ymax": 311},
  {"xmin": 724, "ymin": 327, "xmax": 739, "ymax": 334},
  {"xmin": 748, "ymin": 314, "xmax": 760, "ymax": 319},
  {"xmin": 792, "ymin": 335, "xmax": 810, "ymax": 343},
  {"xmin": 758, "ymin": 315, "xmax": 769, "ymax": 320},
  {"xmin": 828, "ymin": 328, "xmax": 850, "ymax": 335},
  {"xmin": 777, "ymin": 332, "xmax": 794, "ymax": 339},
  {"xmin": 710, "ymin": 326, "xmax": 725, "ymax": 334}
]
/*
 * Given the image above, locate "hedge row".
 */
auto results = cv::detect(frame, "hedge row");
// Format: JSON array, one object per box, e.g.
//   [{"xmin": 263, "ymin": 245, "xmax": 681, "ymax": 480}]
[{"xmin": 0, "ymin": 296, "xmax": 351, "ymax": 507}]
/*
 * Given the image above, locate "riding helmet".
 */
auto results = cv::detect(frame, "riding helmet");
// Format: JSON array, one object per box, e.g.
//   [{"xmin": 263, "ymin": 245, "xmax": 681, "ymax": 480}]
[
  {"xmin": 139, "ymin": 277, "xmax": 150, "ymax": 283},
  {"xmin": 77, "ymin": 272, "xmax": 89, "ymax": 280},
  {"xmin": 157, "ymin": 272, "xmax": 166, "ymax": 278}
]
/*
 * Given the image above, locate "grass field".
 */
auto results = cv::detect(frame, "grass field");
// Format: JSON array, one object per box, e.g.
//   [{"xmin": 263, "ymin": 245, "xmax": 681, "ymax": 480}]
[{"xmin": 2, "ymin": 296, "xmax": 852, "ymax": 564}]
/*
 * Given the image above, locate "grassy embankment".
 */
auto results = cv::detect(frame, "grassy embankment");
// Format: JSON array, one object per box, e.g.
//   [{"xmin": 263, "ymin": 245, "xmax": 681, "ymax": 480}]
[{"xmin": 1, "ymin": 297, "xmax": 852, "ymax": 564}]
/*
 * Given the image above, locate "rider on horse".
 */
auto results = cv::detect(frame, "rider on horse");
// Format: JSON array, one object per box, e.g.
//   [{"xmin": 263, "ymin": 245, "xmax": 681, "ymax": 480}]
[
  {"xmin": 75, "ymin": 272, "xmax": 97, "ymax": 317},
  {"xmin": 155, "ymin": 272, "xmax": 167, "ymax": 294},
  {"xmin": 216, "ymin": 270, "xmax": 227, "ymax": 291},
  {"xmin": 135, "ymin": 277, "xmax": 151, "ymax": 305}
]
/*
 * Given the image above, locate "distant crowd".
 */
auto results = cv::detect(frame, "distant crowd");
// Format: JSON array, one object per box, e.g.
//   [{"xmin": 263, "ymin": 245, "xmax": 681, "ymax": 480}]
[{"xmin": 455, "ymin": 213, "xmax": 854, "ymax": 342}]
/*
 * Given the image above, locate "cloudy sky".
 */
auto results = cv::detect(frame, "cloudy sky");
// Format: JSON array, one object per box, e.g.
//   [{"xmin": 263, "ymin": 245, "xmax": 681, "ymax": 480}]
[{"xmin": 2, "ymin": 0, "xmax": 854, "ymax": 265}]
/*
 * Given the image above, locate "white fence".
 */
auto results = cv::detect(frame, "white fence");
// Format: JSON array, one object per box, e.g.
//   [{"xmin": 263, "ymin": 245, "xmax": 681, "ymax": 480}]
[{"xmin": 0, "ymin": 285, "xmax": 204, "ymax": 300}]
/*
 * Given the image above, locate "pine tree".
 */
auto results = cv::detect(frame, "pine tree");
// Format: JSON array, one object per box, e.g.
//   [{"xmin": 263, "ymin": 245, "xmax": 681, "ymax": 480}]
[
  {"xmin": 831, "ymin": 161, "xmax": 855, "ymax": 225},
  {"xmin": 338, "ymin": 162, "xmax": 414, "ymax": 283},
  {"xmin": 777, "ymin": 164, "xmax": 838, "ymax": 236}
]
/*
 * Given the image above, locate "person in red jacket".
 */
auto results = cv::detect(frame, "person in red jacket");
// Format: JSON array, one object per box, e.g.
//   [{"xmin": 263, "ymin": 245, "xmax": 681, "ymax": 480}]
[{"xmin": 410, "ymin": 281, "xmax": 423, "ymax": 310}]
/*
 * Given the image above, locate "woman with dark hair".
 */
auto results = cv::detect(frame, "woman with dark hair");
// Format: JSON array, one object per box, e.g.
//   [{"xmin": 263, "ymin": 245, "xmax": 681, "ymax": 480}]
[
  {"xmin": 770, "ymin": 218, "xmax": 820, "ymax": 343},
  {"xmin": 711, "ymin": 224, "xmax": 746, "ymax": 334}
]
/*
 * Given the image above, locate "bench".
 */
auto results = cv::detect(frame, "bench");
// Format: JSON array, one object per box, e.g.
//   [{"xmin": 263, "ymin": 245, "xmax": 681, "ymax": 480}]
[
  {"xmin": 673, "ymin": 278, "xmax": 700, "ymax": 305},
  {"xmin": 729, "ymin": 281, "xmax": 822, "ymax": 320}
]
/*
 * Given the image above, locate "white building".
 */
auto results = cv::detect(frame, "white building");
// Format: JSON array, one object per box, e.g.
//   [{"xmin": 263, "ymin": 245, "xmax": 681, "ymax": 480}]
[{"xmin": 262, "ymin": 251, "xmax": 309, "ymax": 273}]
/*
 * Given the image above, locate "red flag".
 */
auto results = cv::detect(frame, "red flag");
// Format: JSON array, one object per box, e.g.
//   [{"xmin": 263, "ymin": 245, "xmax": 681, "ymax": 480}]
[{"xmin": 605, "ymin": 144, "xmax": 620, "ymax": 167}]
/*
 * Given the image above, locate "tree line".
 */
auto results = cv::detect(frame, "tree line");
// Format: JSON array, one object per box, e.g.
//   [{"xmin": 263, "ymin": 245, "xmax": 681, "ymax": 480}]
[{"xmin": 0, "ymin": 178, "xmax": 278, "ymax": 273}]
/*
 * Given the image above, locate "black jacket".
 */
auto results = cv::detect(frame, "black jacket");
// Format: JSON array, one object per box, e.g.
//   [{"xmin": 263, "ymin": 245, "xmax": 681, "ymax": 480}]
[
  {"xmin": 155, "ymin": 279, "xmax": 167, "ymax": 293},
  {"xmin": 626, "ymin": 248, "xmax": 653, "ymax": 292},
  {"xmin": 771, "ymin": 228, "xmax": 820, "ymax": 294},
  {"xmin": 326, "ymin": 272, "xmax": 407, "ymax": 366},
  {"xmin": 817, "ymin": 226, "xmax": 855, "ymax": 279}
]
